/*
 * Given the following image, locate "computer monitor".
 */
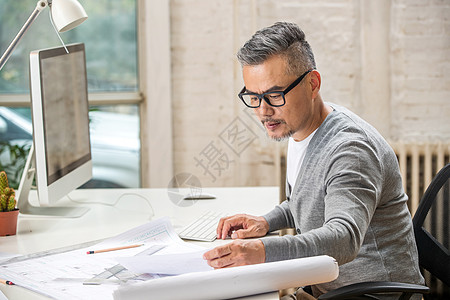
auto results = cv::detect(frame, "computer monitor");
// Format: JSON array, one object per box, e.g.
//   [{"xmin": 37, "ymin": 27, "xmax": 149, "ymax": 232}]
[{"xmin": 17, "ymin": 43, "xmax": 92, "ymax": 217}]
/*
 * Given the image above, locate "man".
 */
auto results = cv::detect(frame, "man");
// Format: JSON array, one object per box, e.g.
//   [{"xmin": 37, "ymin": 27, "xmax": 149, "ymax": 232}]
[{"xmin": 203, "ymin": 22, "xmax": 424, "ymax": 299}]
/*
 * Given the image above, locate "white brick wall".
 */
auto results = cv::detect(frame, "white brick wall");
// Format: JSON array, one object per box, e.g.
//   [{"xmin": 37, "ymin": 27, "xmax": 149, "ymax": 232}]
[
  {"xmin": 171, "ymin": 0, "xmax": 238, "ymax": 187},
  {"xmin": 391, "ymin": 0, "xmax": 450, "ymax": 142},
  {"xmin": 169, "ymin": 0, "xmax": 450, "ymax": 187}
]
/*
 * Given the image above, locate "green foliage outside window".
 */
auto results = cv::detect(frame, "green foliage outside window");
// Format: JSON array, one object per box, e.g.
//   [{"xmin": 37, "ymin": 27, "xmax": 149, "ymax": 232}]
[
  {"xmin": 0, "ymin": 0, "xmax": 138, "ymax": 94},
  {"xmin": 0, "ymin": 142, "xmax": 31, "ymax": 189}
]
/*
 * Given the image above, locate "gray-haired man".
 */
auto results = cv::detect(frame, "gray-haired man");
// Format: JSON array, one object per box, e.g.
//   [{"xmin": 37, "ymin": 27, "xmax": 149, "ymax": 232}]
[{"xmin": 203, "ymin": 22, "xmax": 424, "ymax": 299}]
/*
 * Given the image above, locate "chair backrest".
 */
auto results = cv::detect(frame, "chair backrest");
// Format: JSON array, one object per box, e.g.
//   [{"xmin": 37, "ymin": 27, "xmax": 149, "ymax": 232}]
[{"xmin": 412, "ymin": 163, "xmax": 450, "ymax": 290}]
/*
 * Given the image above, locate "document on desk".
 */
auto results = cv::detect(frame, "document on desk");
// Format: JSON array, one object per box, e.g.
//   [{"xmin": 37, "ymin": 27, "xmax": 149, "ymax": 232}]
[
  {"xmin": 0, "ymin": 252, "xmax": 19, "ymax": 264},
  {"xmin": 117, "ymin": 249, "xmax": 212, "ymax": 275},
  {"xmin": 0, "ymin": 217, "xmax": 208, "ymax": 300}
]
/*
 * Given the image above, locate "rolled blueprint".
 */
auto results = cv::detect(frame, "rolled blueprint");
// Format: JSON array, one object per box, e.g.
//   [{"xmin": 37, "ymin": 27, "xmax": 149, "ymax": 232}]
[{"xmin": 113, "ymin": 255, "xmax": 338, "ymax": 300}]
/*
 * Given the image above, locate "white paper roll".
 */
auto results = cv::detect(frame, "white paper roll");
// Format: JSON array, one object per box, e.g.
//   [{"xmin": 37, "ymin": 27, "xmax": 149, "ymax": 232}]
[{"xmin": 113, "ymin": 255, "xmax": 338, "ymax": 300}]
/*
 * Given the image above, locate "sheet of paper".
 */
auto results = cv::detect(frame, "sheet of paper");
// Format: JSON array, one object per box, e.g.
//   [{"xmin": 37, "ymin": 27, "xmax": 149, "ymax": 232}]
[
  {"xmin": 114, "ymin": 255, "xmax": 339, "ymax": 300},
  {"xmin": 0, "ymin": 217, "xmax": 206, "ymax": 300},
  {"xmin": 117, "ymin": 249, "xmax": 213, "ymax": 275},
  {"xmin": 0, "ymin": 252, "xmax": 20, "ymax": 264}
]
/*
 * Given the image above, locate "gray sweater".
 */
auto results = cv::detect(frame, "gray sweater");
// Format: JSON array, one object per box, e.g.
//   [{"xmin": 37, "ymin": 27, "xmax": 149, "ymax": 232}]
[{"xmin": 261, "ymin": 104, "xmax": 424, "ymax": 296}]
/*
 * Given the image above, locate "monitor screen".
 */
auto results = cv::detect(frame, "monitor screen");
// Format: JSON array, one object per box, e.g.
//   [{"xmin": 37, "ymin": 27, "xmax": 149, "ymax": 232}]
[
  {"xmin": 40, "ymin": 46, "xmax": 91, "ymax": 185},
  {"xmin": 29, "ymin": 43, "xmax": 92, "ymax": 208}
]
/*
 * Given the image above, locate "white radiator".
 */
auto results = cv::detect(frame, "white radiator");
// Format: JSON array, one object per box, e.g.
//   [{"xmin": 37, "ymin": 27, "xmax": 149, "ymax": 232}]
[{"xmin": 390, "ymin": 142, "xmax": 450, "ymax": 215}]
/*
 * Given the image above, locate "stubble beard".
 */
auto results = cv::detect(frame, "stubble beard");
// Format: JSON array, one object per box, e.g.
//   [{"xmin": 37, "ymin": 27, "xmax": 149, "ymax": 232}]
[
  {"xmin": 261, "ymin": 118, "xmax": 294, "ymax": 142},
  {"xmin": 269, "ymin": 130, "xmax": 294, "ymax": 142}
]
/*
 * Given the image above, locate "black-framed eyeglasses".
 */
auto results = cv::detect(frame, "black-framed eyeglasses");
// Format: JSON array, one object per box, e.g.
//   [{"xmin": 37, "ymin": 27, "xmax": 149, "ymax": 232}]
[{"xmin": 238, "ymin": 69, "xmax": 312, "ymax": 108}]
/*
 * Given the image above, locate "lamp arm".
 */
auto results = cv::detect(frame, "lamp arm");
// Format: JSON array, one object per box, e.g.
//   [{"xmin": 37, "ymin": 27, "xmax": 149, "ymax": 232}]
[{"xmin": 0, "ymin": 0, "xmax": 49, "ymax": 71}]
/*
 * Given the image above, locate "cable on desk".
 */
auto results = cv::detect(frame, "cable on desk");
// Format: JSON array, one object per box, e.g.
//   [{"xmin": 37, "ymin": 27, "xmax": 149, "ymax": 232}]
[{"xmin": 115, "ymin": 192, "xmax": 155, "ymax": 220}]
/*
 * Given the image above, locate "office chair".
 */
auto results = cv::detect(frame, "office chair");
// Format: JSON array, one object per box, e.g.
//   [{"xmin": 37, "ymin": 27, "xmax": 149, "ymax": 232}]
[{"xmin": 318, "ymin": 163, "xmax": 450, "ymax": 300}]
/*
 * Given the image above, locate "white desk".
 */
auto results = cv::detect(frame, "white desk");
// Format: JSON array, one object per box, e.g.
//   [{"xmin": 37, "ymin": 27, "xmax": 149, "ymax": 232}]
[{"xmin": 0, "ymin": 186, "xmax": 280, "ymax": 300}]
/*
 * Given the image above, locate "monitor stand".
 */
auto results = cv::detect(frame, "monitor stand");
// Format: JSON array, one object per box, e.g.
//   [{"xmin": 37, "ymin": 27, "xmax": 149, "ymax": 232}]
[{"xmin": 16, "ymin": 145, "xmax": 89, "ymax": 218}]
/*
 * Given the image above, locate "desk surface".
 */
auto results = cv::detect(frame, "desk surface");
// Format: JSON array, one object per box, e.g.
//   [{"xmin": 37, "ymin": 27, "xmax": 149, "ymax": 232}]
[{"xmin": 0, "ymin": 186, "xmax": 280, "ymax": 300}]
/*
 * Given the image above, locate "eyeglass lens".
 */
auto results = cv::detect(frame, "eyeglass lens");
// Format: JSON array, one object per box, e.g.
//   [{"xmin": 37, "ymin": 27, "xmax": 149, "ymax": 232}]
[{"xmin": 241, "ymin": 92, "xmax": 284, "ymax": 108}]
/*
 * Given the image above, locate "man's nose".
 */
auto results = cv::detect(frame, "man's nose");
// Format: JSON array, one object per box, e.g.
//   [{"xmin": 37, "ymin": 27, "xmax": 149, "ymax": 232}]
[{"xmin": 256, "ymin": 97, "xmax": 274, "ymax": 116}]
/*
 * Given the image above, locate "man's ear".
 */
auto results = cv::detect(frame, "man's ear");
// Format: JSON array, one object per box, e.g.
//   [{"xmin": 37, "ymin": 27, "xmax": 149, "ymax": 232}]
[{"xmin": 309, "ymin": 70, "xmax": 321, "ymax": 98}]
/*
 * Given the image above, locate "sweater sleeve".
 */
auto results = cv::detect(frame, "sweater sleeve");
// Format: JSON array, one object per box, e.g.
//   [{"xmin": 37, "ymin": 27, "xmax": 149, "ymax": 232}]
[{"xmin": 263, "ymin": 200, "xmax": 295, "ymax": 232}]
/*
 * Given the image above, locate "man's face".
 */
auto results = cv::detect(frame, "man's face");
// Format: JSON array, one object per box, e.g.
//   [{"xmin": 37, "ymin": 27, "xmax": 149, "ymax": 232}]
[{"xmin": 242, "ymin": 55, "xmax": 313, "ymax": 142}]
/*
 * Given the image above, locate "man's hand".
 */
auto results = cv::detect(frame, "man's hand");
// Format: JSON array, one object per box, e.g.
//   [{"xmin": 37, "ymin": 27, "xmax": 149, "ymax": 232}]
[
  {"xmin": 203, "ymin": 239, "xmax": 265, "ymax": 269},
  {"xmin": 217, "ymin": 214, "xmax": 269, "ymax": 240}
]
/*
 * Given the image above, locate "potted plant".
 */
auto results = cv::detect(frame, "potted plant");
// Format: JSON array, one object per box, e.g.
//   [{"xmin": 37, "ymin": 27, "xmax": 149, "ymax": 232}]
[{"xmin": 0, "ymin": 171, "xmax": 19, "ymax": 236}]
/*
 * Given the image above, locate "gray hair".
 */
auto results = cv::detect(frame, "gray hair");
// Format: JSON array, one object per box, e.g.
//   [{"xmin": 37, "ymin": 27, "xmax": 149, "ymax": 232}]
[{"xmin": 237, "ymin": 22, "xmax": 316, "ymax": 76}]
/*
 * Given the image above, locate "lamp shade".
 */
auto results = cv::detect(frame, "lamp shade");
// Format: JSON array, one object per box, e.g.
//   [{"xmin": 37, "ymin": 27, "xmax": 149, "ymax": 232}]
[{"xmin": 51, "ymin": 0, "xmax": 88, "ymax": 32}]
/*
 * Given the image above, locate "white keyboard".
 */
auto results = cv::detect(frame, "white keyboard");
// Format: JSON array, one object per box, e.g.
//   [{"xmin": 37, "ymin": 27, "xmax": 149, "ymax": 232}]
[{"xmin": 178, "ymin": 211, "xmax": 226, "ymax": 242}]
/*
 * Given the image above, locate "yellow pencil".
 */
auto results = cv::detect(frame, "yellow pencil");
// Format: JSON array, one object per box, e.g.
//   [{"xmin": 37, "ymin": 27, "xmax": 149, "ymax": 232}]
[{"xmin": 86, "ymin": 244, "xmax": 144, "ymax": 254}]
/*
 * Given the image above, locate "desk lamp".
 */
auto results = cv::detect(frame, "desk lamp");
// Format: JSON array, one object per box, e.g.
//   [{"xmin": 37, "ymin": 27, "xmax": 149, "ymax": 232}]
[{"xmin": 0, "ymin": 0, "xmax": 88, "ymax": 71}]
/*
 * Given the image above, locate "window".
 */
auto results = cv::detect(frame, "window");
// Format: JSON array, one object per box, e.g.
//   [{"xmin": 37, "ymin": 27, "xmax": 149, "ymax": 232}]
[{"xmin": 0, "ymin": 0, "xmax": 141, "ymax": 189}]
